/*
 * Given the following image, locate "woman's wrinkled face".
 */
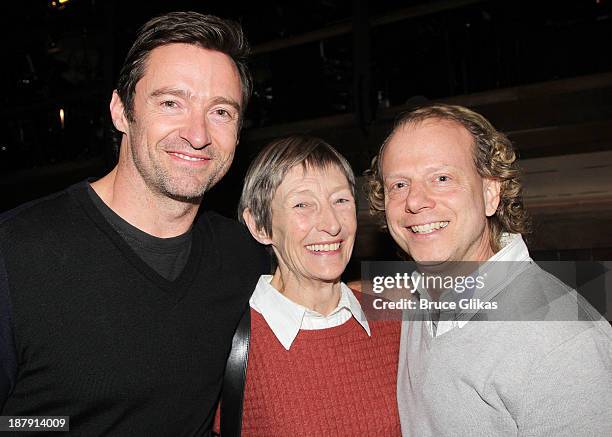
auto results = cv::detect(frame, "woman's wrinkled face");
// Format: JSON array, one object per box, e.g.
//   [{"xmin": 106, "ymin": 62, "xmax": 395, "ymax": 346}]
[{"xmin": 267, "ymin": 164, "xmax": 356, "ymax": 285}]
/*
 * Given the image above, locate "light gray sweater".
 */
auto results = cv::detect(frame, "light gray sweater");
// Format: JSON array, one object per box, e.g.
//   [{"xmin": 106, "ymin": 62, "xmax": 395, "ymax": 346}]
[{"xmin": 397, "ymin": 260, "xmax": 612, "ymax": 436}]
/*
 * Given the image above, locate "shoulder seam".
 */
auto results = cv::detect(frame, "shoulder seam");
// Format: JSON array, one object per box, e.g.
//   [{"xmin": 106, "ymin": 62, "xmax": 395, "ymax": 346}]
[
  {"xmin": 535, "ymin": 264, "xmax": 608, "ymax": 325},
  {"xmin": 0, "ymin": 190, "xmax": 70, "ymax": 227}
]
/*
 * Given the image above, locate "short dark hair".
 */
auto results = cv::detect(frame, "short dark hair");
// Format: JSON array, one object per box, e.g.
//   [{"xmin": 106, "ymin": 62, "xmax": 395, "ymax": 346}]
[{"xmin": 116, "ymin": 11, "xmax": 252, "ymax": 122}]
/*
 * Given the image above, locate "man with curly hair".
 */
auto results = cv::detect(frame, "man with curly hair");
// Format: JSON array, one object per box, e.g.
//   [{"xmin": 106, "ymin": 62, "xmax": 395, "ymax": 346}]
[{"xmin": 367, "ymin": 104, "xmax": 612, "ymax": 436}]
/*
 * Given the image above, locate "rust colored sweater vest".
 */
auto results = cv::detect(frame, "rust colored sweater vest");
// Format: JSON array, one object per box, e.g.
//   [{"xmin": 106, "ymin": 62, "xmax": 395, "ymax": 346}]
[{"xmin": 241, "ymin": 308, "xmax": 402, "ymax": 436}]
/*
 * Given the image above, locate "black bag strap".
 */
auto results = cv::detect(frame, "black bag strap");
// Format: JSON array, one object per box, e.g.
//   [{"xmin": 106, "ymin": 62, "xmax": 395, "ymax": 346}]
[{"xmin": 220, "ymin": 307, "xmax": 251, "ymax": 437}]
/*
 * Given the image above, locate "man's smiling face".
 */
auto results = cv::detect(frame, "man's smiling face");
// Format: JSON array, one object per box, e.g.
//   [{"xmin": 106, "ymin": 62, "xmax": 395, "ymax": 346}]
[
  {"xmin": 381, "ymin": 118, "xmax": 500, "ymax": 265},
  {"xmin": 112, "ymin": 43, "xmax": 243, "ymax": 201}
]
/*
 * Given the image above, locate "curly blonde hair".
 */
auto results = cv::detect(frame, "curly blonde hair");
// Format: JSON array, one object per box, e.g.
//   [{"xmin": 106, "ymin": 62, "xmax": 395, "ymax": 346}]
[{"xmin": 365, "ymin": 104, "xmax": 529, "ymax": 252}]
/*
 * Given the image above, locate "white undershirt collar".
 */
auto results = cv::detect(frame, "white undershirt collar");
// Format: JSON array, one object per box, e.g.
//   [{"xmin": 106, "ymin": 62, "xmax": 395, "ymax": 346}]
[
  {"xmin": 249, "ymin": 275, "xmax": 371, "ymax": 350},
  {"xmin": 415, "ymin": 233, "xmax": 531, "ymax": 337}
]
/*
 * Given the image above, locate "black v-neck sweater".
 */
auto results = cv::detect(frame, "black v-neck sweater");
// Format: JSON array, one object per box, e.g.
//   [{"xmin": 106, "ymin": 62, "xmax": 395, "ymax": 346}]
[{"xmin": 0, "ymin": 181, "xmax": 268, "ymax": 436}]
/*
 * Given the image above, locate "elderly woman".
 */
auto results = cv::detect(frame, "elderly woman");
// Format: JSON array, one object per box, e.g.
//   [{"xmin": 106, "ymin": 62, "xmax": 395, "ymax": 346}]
[{"xmin": 237, "ymin": 135, "xmax": 401, "ymax": 435}]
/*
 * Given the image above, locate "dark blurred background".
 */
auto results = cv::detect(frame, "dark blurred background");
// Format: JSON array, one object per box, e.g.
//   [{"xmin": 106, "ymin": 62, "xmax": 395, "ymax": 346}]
[{"xmin": 2, "ymin": 0, "xmax": 612, "ymax": 267}]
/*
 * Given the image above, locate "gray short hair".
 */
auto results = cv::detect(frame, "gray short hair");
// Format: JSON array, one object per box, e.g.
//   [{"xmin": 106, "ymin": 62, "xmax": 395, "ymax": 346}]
[{"xmin": 239, "ymin": 135, "xmax": 356, "ymax": 237}]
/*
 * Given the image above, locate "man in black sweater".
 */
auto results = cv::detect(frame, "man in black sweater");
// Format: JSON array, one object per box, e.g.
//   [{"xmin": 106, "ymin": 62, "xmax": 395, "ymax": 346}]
[{"xmin": 0, "ymin": 11, "xmax": 267, "ymax": 436}]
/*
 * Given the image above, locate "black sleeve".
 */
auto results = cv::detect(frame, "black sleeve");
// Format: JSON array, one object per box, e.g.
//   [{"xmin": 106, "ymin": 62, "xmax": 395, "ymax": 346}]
[{"xmin": 0, "ymin": 252, "xmax": 17, "ymax": 410}]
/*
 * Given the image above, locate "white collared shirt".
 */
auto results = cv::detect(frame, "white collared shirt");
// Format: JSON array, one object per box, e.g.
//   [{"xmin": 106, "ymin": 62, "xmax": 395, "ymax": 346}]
[
  {"xmin": 249, "ymin": 275, "xmax": 371, "ymax": 350},
  {"xmin": 416, "ymin": 233, "xmax": 531, "ymax": 337}
]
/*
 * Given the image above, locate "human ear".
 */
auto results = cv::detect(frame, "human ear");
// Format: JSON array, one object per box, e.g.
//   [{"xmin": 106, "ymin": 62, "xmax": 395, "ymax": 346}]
[
  {"xmin": 483, "ymin": 178, "xmax": 501, "ymax": 217},
  {"xmin": 242, "ymin": 208, "xmax": 273, "ymax": 245},
  {"xmin": 110, "ymin": 90, "xmax": 129, "ymax": 134}
]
